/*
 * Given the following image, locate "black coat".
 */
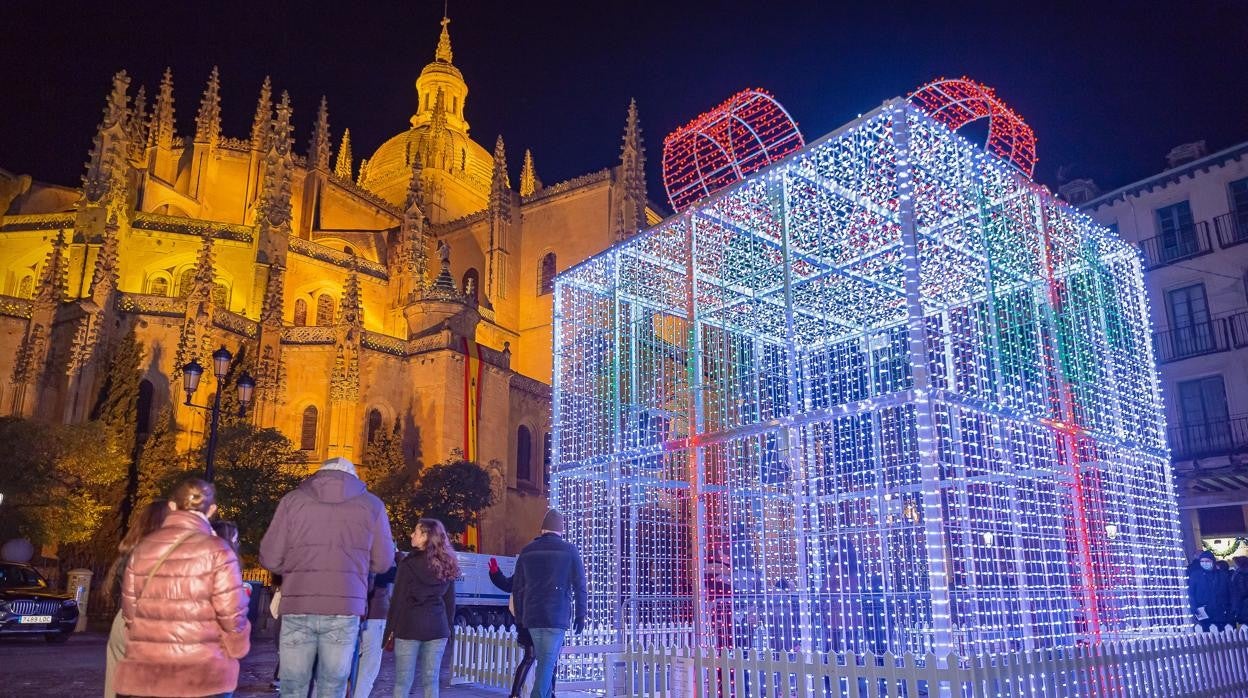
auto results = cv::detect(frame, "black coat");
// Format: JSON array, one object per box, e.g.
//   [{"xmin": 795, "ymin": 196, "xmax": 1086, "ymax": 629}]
[
  {"xmin": 489, "ymin": 567, "xmax": 533, "ymax": 646},
  {"xmin": 384, "ymin": 550, "xmax": 455, "ymax": 642},
  {"xmin": 1188, "ymin": 566, "xmax": 1232, "ymax": 623},
  {"xmin": 1231, "ymin": 570, "xmax": 1248, "ymax": 623},
  {"xmin": 511, "ymin": 533, "xmax": 587, "ymax": 631}
]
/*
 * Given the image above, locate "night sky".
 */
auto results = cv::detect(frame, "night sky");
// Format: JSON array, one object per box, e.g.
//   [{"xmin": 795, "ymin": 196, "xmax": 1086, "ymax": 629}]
[{"xmin": 2, "ymin": 1, "xmax": 1246, "ymax": 205}]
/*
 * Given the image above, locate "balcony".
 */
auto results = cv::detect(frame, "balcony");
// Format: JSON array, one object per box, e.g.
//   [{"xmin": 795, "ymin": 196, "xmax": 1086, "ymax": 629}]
[
  {"xmin": 1169, "ymin": 415, "xmax": 1248, "ymax": 461},
  {"xmin": 1139, "ymin": 221, "xmax": 1213, "ymax": 269},
  {"xmin": 1231, "ymin": 311, "xmax": 1248, "ymax": 348},
  {"xmin": 1215, "ymin": 211, "xmax": 1248, "ymax": 249},
  {"xmin": 1153, "ymin": 319, "xmax": 1231, "ymax": 364}
]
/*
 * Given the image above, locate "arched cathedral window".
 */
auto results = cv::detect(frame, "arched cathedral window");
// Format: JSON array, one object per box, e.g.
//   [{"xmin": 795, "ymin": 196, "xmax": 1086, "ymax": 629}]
[
  {"xmin": 517, "ymin": 425, "xmax": 532, "ymax": 483},
  {"xmin": 294, "ymin": 299, "xmax": 308, "ymax": 326},
  {"xmin": 300, "ymin": 406, "xmax": 318, "ymax": 451},
  {"xmin": 538, "ymin": 252, "xmax": 557, "ymax": 296},
  {"xmin": 367, "ymin": 408, "xmax": 383, "ymax": 444}
]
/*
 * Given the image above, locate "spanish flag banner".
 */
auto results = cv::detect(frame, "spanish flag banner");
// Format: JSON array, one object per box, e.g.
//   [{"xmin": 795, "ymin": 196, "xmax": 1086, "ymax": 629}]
[{"xmin": 462, "ymin": 337, "xmax": 484, "ymax": 463}]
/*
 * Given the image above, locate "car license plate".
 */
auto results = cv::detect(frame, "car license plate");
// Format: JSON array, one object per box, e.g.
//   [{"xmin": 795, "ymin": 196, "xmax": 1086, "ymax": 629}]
[{"xmin": 19, "ymin": 615, "xmax": 52, "ymax": 624}]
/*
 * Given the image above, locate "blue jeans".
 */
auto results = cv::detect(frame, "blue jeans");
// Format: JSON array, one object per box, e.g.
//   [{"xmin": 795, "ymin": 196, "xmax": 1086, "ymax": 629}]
[
  {"xmin": 527, "ymin": 628, "xmax": 566, "ymax": 698},
  {"xmin": 393, "ymin": 637, "xmax": 448, "ymax": 698},
  {"xmin": 352, "ymin": 620, "xmax": 386, "ymax": 698},
  {"xmin": 279, "ymin": 614, "xmax": 361, "ymax": 698}
]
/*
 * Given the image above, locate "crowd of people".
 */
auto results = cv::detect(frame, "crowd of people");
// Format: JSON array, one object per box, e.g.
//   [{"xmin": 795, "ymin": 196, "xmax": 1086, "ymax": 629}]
[
  {"xmin": 99, "ymin": 456, "xmax": 587, "ymax": 698},
  {"xmin": 1186, "ymin": 550, "xmax": 1248, "ymax": 631}
]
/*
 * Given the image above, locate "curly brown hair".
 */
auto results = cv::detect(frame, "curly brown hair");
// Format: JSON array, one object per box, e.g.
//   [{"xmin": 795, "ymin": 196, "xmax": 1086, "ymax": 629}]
[{"xmin": 417, "ymin": 519, "xmax": 460, "ymax": 582}]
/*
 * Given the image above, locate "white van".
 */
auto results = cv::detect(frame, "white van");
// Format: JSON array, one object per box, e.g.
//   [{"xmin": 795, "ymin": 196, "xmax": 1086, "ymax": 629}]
[{"xmin": 452, "ymin": 551, "xmax": 516, "ymax": 627}]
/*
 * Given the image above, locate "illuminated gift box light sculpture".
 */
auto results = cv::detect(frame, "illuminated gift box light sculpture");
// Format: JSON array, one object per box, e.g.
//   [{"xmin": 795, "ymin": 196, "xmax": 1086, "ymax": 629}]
[{"xmin": 551, "ymin": 88, "xmax": 1185, "ymax": 659}]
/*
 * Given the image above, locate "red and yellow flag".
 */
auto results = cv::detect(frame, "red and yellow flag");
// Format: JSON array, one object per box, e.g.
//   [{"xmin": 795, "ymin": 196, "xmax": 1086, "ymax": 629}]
[{"xmin": 462, "ymin": 337, "xmax": 484, "ymax": 463}]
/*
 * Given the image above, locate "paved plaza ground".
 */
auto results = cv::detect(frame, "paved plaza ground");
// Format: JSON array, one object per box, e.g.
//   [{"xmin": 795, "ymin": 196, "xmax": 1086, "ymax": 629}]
[{"xmin": 0, "ymin": 631, "xmax": 516, "ymax": 698}]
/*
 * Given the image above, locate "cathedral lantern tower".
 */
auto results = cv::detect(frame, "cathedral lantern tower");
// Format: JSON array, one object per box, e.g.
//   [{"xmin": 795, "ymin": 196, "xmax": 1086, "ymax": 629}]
[{"xmin": 362, "ymin": 12, "xmax": 494, "ymax": 222}]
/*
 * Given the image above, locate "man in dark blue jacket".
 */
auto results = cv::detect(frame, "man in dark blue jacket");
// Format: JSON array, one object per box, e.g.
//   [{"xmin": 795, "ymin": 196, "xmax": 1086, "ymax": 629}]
[
  {"xmin": 511, "ymin": 509, "xmax": 587, "ymax": 698},
  {"xmin": 1189, "ymin": 550, "xmax": 1232, "ymax": 631}
]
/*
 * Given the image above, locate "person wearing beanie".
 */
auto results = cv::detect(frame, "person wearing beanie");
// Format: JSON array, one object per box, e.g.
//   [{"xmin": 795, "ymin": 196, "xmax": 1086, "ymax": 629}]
[
  {"xmin": 1188, "ymin": 550, "xmax": 1232, "ymax": 631},
  {"xmin": 510, "ymin": 509, "xmax": 587, "ymax": 698},
  {"xmin": 260, "ymin": 457, "xmax": 396, "ymax": 697}
]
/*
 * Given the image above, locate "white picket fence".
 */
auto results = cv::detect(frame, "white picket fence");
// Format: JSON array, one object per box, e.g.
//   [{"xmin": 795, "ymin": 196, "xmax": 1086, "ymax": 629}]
[
  {"xmin": 451, "ymin": 624, "xmax": 624, "ymax": 692},
  {"xmin": 621, "ymin": 628, "xmax": 1248, "ymax": 697},
  {"xmin": 453, "ymin": 625, "xmax": 1248, "ymax": 697}
]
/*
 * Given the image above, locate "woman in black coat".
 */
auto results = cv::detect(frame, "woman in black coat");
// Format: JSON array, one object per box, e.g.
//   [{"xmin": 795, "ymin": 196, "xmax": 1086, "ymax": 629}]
[
  {"xmin": 488, "ymin": 558, "xmax": 548, "ymax": 698},
  {"xmin": 384, "ymin": 519, "xmax": 459, "ymax": 698}
]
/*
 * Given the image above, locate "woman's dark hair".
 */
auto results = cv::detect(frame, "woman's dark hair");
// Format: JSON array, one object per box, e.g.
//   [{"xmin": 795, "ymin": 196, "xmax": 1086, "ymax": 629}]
[
  {"xmin": 417, "ymin": 519, "xmax": 461, "ymax": 582},
  {"xmin": 212, "ymin": 520, "xmax": 240, "ymax": 555},
  {"xmin": 119, "ymin": 500, "xmax": 170, "ymax": 555},
  {"xmin": 103, "ymin": 499, "xmax": 170, "ymax": 595},
  {"xmin": 170, "ymin": 477, "xmax": 215, "ymax": 514}
]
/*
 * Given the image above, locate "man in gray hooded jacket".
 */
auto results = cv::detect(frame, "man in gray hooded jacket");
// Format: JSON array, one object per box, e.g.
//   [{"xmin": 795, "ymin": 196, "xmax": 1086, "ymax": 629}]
[{"xmin": 261, "ymin": 457, "xmax": 395, "ymax": 698}]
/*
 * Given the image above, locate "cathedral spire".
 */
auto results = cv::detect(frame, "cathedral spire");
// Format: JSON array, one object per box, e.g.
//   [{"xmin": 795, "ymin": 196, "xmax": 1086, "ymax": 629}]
[
  {"xmin": 435, "ymin": 15, "xmax": 453, "ymax": 64},
  {"xmin": 334, "ymin": 128, "xmax": 353, "ymax": 180},
  {"xmin": 34, "ymin": 231, "xmax": 69, "ymax": 308},
  {"xmin": 357, "ymin": 158, "xmax": 369, "ymax": 186},
  {"xmin": 424, "ymin": 88, "xmax": 450, "ymax": 169},
  {"xmin": 258, "ymin": 91, "xmax": 294, "ymax": 229},
  {"xmin": 404, "ymin": 139, "xmax": 426, "ymax": 215},
  {"xmin": 309, "ymin": 95, "xmax": 331, "ymax": 171},
  {"xmin": 340, "ymin": 263, "xmax": 363, "ymax": 329},
  {"xmin": 618, "ymin": 98, "xmax": 648, "ymax": 240},
  {"xmin": 82, "ymin": 71, "xmax": 132, "ymax": 208},
  {"xmin": 250, "ymin": 76, "xmax": 273, "ymax": 150},
  {"xmin": 188, "ymin": 229, "xmax": 217, "ymax": 303},
  {"xmin": 489, "ymin": 135, "xmax": 510, "ymax": 218},
  {"xmin": 519, "ymin": 149, "xmax": 540, "ymax": 197},
  {"xmin": 127, "ymin": 85, "xmax": 149, "ymax": 163},
  {"xmin": 150, "ymin": 67, "xmax": 175, "ymax": 150},
  {"xmin": 260, "ymin": 264, "xmax": 285, "ymax": 330},
  {"xmin": 89, "ymin": 223, "xmax": 122, "ymax": 302},
  {"xmin": 194, "ymin": 66, "xmax": 221, "ymax": 145}
]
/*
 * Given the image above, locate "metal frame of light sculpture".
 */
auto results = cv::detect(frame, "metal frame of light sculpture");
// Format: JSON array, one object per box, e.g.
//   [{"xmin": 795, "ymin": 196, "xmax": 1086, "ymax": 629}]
[
  {"xmin": 552, "ymin": 97, "xmax": 1185, "ymax": 670},
  {"xmin": 909, "ymin": 77, "xmax": 1038, "ymax": 178},
  {"xmin": 662, "ymin": 88, "xmax": 805, "ymax": 212}
]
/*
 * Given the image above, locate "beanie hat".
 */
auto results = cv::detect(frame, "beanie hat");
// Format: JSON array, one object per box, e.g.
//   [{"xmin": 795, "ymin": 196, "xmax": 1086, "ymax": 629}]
[
  {"xmin": 320, "ymin": 456, "xmax": 358, "ymax": 477},
  {"xmin": 1198, "ymin": 551, "xmax": 1216, "ymax": 561},
  {"xmin": 541, "ymin": 508, "xmax": 565, "ymax": 534}
]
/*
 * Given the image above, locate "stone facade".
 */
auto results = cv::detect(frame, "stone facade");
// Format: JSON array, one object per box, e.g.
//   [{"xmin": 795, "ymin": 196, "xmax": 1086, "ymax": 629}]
[{"xmin": 0, "ymin": 16, "xmax": 657, "ymax": 555}]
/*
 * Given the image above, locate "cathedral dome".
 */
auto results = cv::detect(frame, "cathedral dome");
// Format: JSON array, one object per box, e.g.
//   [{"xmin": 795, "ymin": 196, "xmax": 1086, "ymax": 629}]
[{"xmin": 363, "ymin": 127, "xmax": 492, "ymax": 217}]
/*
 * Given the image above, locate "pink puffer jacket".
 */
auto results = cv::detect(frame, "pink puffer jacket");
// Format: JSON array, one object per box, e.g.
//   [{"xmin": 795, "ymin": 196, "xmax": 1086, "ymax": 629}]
[{"xmin": 114, "ymin": 510, "xmax": 251, "ymax": 697}]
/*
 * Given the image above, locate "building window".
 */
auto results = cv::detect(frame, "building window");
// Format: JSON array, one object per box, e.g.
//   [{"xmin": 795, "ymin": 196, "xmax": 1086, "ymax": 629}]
[
  {"xmin": 516, "ymin": 425, "xmax": 532, "ymax": 483},
  {"xmin": 316, "ymin": 294, "xmax": 335, "ymax": 326},
  {"xmin": 294, "ymin": 299, "xmax": 308, "ymax": 326},
  {"xmin": 16, "ymin": 275, "xmax": 33, "ymax": 299},
  {"xmin": 1166, "ymin": 283, "xmax": 1215, "ymax": 356},
  {"xmin": 367, "ymin": 408, "xmax": 383, "ymax": 444},
  {"xmin": 344, "ymin": 245, "xmax": 355, "ymax": 256},
  {"xmin": 148, "ymin": 276, "xmax": 170, "ymax": 296},
  {"xmin": 461, "ymin": 149, "xmax": 467, "ymax": 172},
  {"xmin": 453, "ymin": 96, "xmax": 459, "ymax": 115},
  {"xmin": 1174, "ymin": 376, "xmax": 1231, "ymax": 459},
  {"xmin": 1155, "ymin": 201, "xmax": 1198, "ymax": 261},
  {"xmin": 137, "ymin": 379, "xmax": 154, "ymax": 436},
  {"xmin": 462, "ymin": 268, "xmax": 480, "ymax": 304},
  {"xmin": 300, "ymin": 406, "xmax": 318, "ymax": 451},
  {"xmin": 538, "ymin": 252, "xmax": 557, "ymax": 296},
  {"xmin": 1231, "ymin": 177, "xmax": 1248, "ymax": 216}
]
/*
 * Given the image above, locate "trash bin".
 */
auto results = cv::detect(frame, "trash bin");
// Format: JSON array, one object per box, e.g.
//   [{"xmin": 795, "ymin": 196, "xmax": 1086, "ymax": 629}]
[{"xmin": 66, "ymin": 569, "xmax": 92, "ymax": 632}]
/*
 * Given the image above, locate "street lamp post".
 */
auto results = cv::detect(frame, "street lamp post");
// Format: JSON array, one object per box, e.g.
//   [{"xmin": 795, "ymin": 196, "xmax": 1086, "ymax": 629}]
[{"xmin": 182, "ymin": 345, "xmax": 256, "ymax": 482}]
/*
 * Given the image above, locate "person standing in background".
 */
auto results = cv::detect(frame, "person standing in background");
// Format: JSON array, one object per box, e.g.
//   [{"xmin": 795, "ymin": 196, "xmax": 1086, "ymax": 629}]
[
  {"xmin": 102, "ymin": 500, "xmax": 169, "ymax": 698},
  {"xmin": 510, "ymin": 509, "xmax": 587, "ymax": 698},
  {"xmin": 384, "ymin": 520, "xmax": 458, "ymax": 698}
]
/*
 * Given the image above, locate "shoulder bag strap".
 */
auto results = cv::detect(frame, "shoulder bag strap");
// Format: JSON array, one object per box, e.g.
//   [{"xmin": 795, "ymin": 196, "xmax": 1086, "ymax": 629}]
[{"xmin": 136, "ymin": 531, "xmax": 197, "ymax": 608}]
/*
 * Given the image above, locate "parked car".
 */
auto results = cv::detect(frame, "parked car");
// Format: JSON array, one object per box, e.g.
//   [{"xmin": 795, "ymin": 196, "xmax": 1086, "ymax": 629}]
[{"xmin": 0, "ymin": 562, "xmax": 78, "ymax": 643}]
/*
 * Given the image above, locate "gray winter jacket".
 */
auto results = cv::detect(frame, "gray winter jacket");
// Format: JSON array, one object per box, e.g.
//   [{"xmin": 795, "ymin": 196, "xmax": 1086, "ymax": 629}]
[{"xmin": 259, "ymin": 470, "xmax": 395, "ymax": 616}]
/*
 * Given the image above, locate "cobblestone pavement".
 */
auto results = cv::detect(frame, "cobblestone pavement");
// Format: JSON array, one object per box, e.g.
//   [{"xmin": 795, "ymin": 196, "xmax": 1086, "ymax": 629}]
[{"xmin": 0, "ymin": 632, "xmax": 512, "ymax": 698}]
